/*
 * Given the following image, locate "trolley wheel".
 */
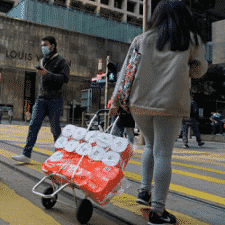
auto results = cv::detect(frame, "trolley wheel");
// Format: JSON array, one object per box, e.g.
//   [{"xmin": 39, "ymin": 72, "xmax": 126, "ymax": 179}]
[
  {"xmin": 41, "ymin": 187, "xmax": 58, "ymax": 209},
  {"xmin": 76, "ymin": 199, "xmax": 93, "ymax": 224}
]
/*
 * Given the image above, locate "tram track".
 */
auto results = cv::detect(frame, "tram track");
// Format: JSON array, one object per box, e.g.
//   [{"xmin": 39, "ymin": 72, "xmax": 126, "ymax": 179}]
[{"xmin": 1, "ymin": 139, "xmax": 225, "ymax": 217}]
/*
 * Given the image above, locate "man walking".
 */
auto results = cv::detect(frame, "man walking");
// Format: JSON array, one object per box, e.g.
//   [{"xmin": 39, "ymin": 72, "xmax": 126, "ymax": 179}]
[
  {"xmin": 12, "ymin": 36, "xmax": 69, "ymax": 163},
  {"xmin": 182, "ymin": 97, "xmax": 204, "ymax": 148}
]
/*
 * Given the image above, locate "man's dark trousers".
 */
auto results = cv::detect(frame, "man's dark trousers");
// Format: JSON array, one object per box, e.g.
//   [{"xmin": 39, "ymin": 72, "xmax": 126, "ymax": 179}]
[
  {"xmin": 182, "ymin": 118, "xmax": 201, "ymax": 144},
  {"xmin": 23, "ymin": 96, "xmax": 63, "ymax": 158}
]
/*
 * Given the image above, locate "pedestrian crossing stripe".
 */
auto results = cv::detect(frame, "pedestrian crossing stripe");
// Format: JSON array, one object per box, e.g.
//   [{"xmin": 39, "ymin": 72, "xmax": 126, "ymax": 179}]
[
  {"xmin": 0, "ymin": 182, "xmax": 61, "ymax": 225},
  {"xmin": 128, "ymin": 159, "xmax": 225, "ymax": 178},
  {"xmin": 133, "ymin": 153, "xmax": 225, "ymax": 167}
]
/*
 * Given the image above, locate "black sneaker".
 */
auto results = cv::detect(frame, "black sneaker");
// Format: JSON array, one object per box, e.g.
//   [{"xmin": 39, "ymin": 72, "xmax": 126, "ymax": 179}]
[
  {"xmin": 148, "ymin": 210, "xmax": 177, "ymax": 225},
  {"xmin": 136, "ymin": 189, "xmax": 151, "ymax": 206},
  {"xmin": 198, "ymin": 142, "xmax": 204, "ymax": 147}
]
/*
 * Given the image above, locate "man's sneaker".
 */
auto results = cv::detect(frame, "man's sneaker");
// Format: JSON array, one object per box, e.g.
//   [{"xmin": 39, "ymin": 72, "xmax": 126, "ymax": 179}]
[
  {"xmin": 12, "ymin": 155, "xmax": 30, "ymax": 163},
  {"xmin": 136, "ymin": 189, "xmax": 151, "ymax": 206},
  {"xmin": 198, "ymin": 142, "xmax": 204, "ymax": 147},
  {"xmin": 148, "ymin": 210, "xmax": 177, "ymax": 225},
  {"xmin": 183, "ymin": 144, "xmax": 189, "ymax": 148}
]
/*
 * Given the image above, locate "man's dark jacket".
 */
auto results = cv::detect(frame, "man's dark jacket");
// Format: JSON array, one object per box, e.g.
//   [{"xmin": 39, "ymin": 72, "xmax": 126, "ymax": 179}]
[
  {"xmin": 39, "ymin": 51, "xmax": 70, "ymax": 99},
  {"xmin": 190, "ymin": 100, "xmax": 199, "ymax": 120}
]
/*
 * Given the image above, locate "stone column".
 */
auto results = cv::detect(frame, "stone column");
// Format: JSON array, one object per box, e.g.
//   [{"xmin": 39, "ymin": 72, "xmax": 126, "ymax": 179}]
[{"xmin": 96, "ymin": 0, "xmax": 101, "ymax": 16}]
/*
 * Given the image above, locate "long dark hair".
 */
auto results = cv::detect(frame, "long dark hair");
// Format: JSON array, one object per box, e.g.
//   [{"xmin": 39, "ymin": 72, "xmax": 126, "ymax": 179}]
[{"xmin": 148, "ymin": 0, "xmax": 200, "ymax": 52}]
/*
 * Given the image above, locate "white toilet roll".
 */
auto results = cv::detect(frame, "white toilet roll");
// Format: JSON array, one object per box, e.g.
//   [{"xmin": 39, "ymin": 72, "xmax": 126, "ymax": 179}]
[
  {"xmin": 75, "ymin": 142, "xmax": 86, "ymax": 155},
  {"xmin": 48, "ymin": 152, "xmax": 64, "ymax": 162},
  {"xmin": 80, "ymin": 143, "xmax": 93, "ymax": 156},
  {"xmin": 64, "ymin": 140, "xmax": 79, "ymax": 152},
  {"xmin": 62, "ymin": 124, "xmax": 77, "ymax": 137},
  {"xmin": 55, "ymin": 136, "xmax": 68, "ymax": 148},
  {"xmin": 111, "ymin": 137, "xmax": 128, "ymax": 153},
  {"xmin": 96, "ymin": 133, "xmax": 113, "ymax": 148},
  {"xmin": 89, "ymin": 146, "xmax": 106, "ymax": 161},
  {"xmin": 72, "ymin": 127, "xmax": 87, "ymax": 141},
  {"xmin": 85, "ymin": 131, "xmax": 101, "ymax": 142},
  {"xmin": 102, "ymin": 151, "xmax": 121, "ymax": 167},
  {"xmin": 88, "ymin": 137, "xmax": 97, "ymax": 145}
]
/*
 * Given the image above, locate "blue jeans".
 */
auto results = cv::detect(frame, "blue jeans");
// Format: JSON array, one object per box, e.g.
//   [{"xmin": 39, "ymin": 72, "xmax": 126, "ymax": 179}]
[
  {"xmin": 182, "ymin": 118, "xmax": 201, "ymax": 144},
  {"xmin": 110, "ymin": 116, "xmax": 134, "ymax": 144},
  {"xmin": 212, "ymin": 123, "xmax": 223, "ymax": 134},
  {"xmin": 23, "ymin": 96, "xmax": 63, "ymax": 158}
]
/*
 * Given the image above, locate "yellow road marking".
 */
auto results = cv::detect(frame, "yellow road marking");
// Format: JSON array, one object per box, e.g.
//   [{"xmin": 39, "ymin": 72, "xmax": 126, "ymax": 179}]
[
  {"xmin": 0, "ymin": 182, "xmax": 60, "ymax": 225},
  {"xmin": 128, "ymin": 160, "xmax": 225, "ymax": 184},
  {"xmin": 129, "ymin": 159, "xmax": 225, "ymax": 175},
  {"xmin": 133, "ymin": 153, "xmax": 225, "ymax": 166},
  {"xmin": 135, "ymin": 148, "xmax": 225, "ymax": 156},
  {"xmin": 172, "ymin": 155, "xmax": 225, "ymax": 164},
  {"xmin": 123, "ymin": 171, "xmax": 225, "ymax": 206},
  {"xmin": 172, "ymin": 162, "xmax": 225, "ymax": 175},
  {"xmin": 172, "ymin": 169, "xmax": 225, "ymax": 184}
]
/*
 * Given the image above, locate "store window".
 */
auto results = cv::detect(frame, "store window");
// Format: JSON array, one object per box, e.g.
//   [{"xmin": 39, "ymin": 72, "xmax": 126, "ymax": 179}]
[
  {"xmin": 127, "ymin": 1, "xmax": 136, "ymax": 13},
  {"xmin": 139, "ymin": 4, "xmax": 143, "ymax": 15},
  {"xmin": 114, "ymin": 0, "xmax": 122, "ymax": 9},
  {"xmin": 101, "ymin": 0, "xmax": 109, "ymax": 5}
]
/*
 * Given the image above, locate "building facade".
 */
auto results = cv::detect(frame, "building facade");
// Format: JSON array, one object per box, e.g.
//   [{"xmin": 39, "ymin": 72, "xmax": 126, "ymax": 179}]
[
  {"xmin": 0, "ymin": 0, "xmax": 149, "ymax": 27},
  {"xmin": 0, "ymin": 15, "xmax": 130, "ymax": 121}
]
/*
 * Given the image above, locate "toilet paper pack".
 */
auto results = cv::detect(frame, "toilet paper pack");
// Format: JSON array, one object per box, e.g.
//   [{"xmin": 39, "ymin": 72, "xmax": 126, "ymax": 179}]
[
  {"xmin": 85, "ymin": 131, "xmax": 101, "ymax": 142},
  {"xmin": 102, "ymin": 151, "xmax": 122, "ymax": 169},
  {"xmin": 55, "ymin": 136, "xmax": 68, "ymax": 149},
  {"xmin": 89, "ymin": 146, "xmax": 106, "ymax": 161},
  {"xmin": 62, "ymin": 124, "xmax": 77, "ymax": 137},
  {"xmin": 96, "ymin": 133, "xmax": 114, "ymax": 148},
  {"xmin": 72, "ymin": 127, "xmax": 87, "ymax": 141},
  {"xmin": 64, "ymin": 140, "xmax": 79, "ymax": 152},
  {"xmin": 42, "ymin": 149, "xmax": 70, "ymax": 174},
  {"xmin": 110, "ymin": 137, "xmax": 133, "ymax": 170}
]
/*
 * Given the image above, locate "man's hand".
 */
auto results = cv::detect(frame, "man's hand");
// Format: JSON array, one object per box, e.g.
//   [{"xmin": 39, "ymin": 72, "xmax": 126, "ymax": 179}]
[{"xmin": 37, "ymin": 68, "xmax": 47, "ymax": 76}]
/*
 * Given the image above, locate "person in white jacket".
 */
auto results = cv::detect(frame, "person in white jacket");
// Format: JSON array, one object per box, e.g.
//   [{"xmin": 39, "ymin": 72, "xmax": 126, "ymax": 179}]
[{"xmin": 110, "ymin": 0, "xmax": 208, "ymax": 224}]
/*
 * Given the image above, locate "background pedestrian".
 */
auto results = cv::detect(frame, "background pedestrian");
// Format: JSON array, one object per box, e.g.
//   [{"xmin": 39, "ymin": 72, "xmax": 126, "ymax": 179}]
[
  {"xmin": 0, "ymin": 109, "xmax": 3, "ymax": 124},
  {"xmin": 8, "ymin": 109, "xmax": 13, "ymax": 124},
  {"xmin": 110, "ymin": 1, "xmax": 208, "ymax": 224},
  {"xmin": 182, "ymin": 96, "xmax": 204, "ymax": 148}
]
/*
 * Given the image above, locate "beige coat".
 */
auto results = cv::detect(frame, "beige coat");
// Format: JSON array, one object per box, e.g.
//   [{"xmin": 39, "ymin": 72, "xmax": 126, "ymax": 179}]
[{"xmin": 112, "ymin": 30, "xmax": 208, "ymax": 117}]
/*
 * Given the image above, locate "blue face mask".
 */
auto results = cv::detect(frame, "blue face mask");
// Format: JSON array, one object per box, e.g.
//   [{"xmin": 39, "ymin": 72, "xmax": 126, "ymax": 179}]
[{"xmin": 41, "ymin": 46, "xmax": 50, "ymax": 55}]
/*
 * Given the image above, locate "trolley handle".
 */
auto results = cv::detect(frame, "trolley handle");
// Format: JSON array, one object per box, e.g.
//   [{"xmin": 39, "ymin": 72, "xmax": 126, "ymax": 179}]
[
  {"xmin": 95, "ymin": 109, "xmax": 109, "ymax": 116},
  {"xmin": 87, "ymin": 109, "xmax": 109, "ymax": 131}
]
